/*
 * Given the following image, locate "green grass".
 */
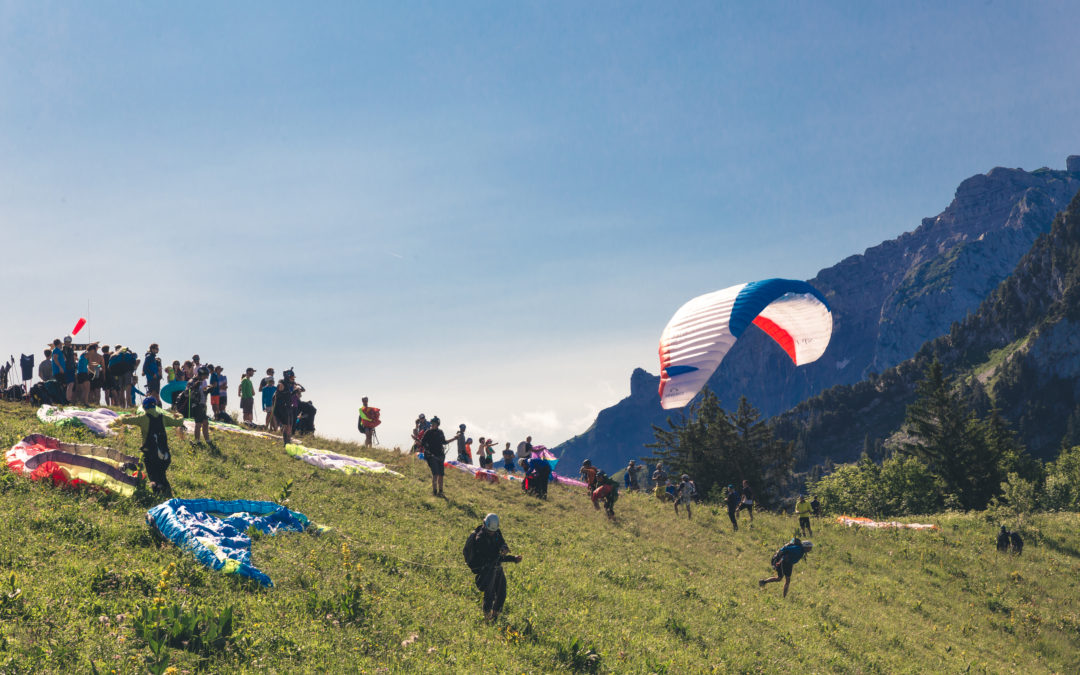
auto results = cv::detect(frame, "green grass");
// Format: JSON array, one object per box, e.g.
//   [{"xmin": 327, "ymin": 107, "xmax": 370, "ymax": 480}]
[{"xmin": 0, "ymin": 400, "xmax": 1078, "ymax": 673}]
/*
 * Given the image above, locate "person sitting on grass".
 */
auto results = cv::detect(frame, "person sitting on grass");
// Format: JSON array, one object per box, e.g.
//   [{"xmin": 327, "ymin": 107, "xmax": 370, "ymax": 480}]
[
  {"xmin": 759, "ymin": 537, "xmax": 811, "ymax": 598},
  {"xmin": 464, "ymin": 513, "xmax": 522, "ymax": 621},
  {"xmin": 115, "ymin": 396, "xmax": 185, "ymax": 496}
]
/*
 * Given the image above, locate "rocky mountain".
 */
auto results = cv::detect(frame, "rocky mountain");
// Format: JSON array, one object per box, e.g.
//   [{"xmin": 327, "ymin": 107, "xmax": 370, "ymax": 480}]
[
  {"xmin": 556, "ymin": 157, "xmax": 1080, "ymax": 473},
  {"xmin": 773, "ymin": 183, "xmax": 1080, "ymax": 464}
]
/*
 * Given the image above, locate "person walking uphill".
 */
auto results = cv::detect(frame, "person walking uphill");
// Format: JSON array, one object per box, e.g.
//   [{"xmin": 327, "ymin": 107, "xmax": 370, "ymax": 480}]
[
  {"xmin": 420, "ymin": 416, "xmax": 454, "ymax": 496},
  {"xmin": 114, "ymin": 397, "xmax": 185, "ymax": 496},
  {"xmin": 463, "ymin": 513, "xmax": 522, "ymax": 620}
]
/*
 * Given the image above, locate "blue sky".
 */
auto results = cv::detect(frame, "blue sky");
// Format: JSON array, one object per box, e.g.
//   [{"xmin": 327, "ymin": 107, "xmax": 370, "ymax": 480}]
[{"xmin": 3, "ymin": 1, "xmax": 1079, "ymax": 449}]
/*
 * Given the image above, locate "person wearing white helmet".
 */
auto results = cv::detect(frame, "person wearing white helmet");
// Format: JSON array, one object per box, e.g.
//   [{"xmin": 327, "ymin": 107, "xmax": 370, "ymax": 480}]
[{"xmin": 463, "ymin": 514, "xmax": 523, "ymax": 620}]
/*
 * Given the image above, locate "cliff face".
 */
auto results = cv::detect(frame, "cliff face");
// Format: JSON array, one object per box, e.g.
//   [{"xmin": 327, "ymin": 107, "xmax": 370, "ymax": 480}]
[
  {"xmin": 556, "ymin": 161, "xmax": 1080, "ymax": 473},
  {"xmin": 775, "ymin": 186, "xmax": 1080, "ymax": 463}
]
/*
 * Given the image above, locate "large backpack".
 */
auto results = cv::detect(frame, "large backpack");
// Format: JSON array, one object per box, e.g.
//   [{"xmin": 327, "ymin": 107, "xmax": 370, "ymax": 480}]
[{"xmin": 463, "ymin": 526, "xmax": 486, "ymax": 574}]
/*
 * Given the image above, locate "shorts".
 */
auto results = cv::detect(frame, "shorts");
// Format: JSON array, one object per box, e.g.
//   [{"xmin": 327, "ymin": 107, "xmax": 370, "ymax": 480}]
[
  {"xmin": 799, "ymin": 516, "xmax": 811, "ymax": 529},
  {"xmin": 219, "ymin": 394, "xmax": 228, "ymax": 407},
  {"xmin": 774, "ymin": 559, "xmax": 793, "ymax": 578},
  {"xmin": 426, "ymin": 456, "xmax": 445, "ymax": 477},
  {"xmin": 77, "ymin": 372, "xmax": 92, "ymax": 384},
  {"xmin": 65, "ymin": 370, "xmax": 76, "ymax": 384},
  {"xmin": 191, "ymin": 403, "xmax": 208, "ymax": 424},
  {"xmin": 241, "ymin": 398, "xmax": 254, "ymax": 414},
  {"xmin": 211, "ymin": 395, "xmax": 221, "ymax": 407}
]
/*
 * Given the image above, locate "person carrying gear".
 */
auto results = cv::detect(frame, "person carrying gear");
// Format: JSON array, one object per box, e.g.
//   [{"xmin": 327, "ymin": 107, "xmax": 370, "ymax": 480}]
[
  {"xmin": 420, "ymin": 416, "xmax": 453, "ymax": 496},
  {"xmin": 462, "ymin": 513, "xmax": 522, "ymax": 620},
  {"xmin": 580, "ymin": 459, "xmax": 599, "ymax": 494},
  {"xmin": 759, "ymin": 537, "xmax": 811, "ymax": 598},
  {"xmin": 591, "ymin": 471, "xmax": 619, "ymax": 521},
  {"xmin": 525, "ymin": 456, "xmax": 551, "ymax": 499},
  {"xmin": 115, "ymin": 396, "xmax": 185, "ymax": 496}
]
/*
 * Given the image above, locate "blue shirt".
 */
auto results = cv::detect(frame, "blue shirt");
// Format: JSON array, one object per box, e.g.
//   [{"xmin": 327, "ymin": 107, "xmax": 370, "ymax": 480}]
[{"xmin": 77, "ymin": 354, "xmax": 89, "ymax": 374}]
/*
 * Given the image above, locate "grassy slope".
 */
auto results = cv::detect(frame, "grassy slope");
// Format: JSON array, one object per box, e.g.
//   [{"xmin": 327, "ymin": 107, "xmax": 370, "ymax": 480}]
[{"xmin": 0, "ymin": 401, "xmax": 1078, "ymax": 674}]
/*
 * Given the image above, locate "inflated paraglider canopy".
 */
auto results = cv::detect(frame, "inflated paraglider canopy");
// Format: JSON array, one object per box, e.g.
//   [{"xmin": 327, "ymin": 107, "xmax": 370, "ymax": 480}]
[
  {"xmin": 6, "ymin": 433, "xmax": 139, "ymax": 496},
  {"xmin": 658, "ymin": 278, "xmax": 833, "ymax": 409}
]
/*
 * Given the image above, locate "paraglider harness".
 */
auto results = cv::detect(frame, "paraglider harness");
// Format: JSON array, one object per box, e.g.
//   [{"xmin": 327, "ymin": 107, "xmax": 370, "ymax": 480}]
[
  {"xmin": 141, "ymin": 411, "xmax": 172, "ymax": 495},
  {"xmin": 771, "ymin": 540, "xmax": 806, "ymax": 577},
  {"xmin": 462, "ymin": 525, "xmax": 519, "ymax": 593},
  {"xmin": 358, "ymin": 406, "xmax": 380, "ymax": 445}
]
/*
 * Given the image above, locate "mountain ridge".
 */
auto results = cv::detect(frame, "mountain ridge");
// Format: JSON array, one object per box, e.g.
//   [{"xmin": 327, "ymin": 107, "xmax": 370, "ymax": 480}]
[{"xmin": 556, "ymin": 158, "xmax": 1080, "ymax": 473}]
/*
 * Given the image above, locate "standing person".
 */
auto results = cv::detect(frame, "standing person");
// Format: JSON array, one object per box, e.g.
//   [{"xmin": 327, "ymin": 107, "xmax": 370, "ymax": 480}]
[
  {"xmin": 810, "ymin": 494, "xmax": 821, "ymax": 517},
  {"xmin": 214, "ymin": 366, "xmax": 228, "ymax": 417},
  {"xmin": 420, "ymin": 416, "xmax": 453, "ymax": 496},
  {"xmin": 181, "ymin": 360, "xmax": 195, "ymax": 382},
  {"xmin": 996, "ymin": 525, "xmax": 1011, "ymax": 552},
  {"xmin": 463, "ymin": 514, "xmax": 522, "ymax": 620},
  {"xmin": 759, "ymin": 537, "xmax": 810, "ymax": 598},
  {"xmin": 410, "ymin": 414, "xmax": 430, "ymax": 454},
  {"xmin": 143, "ymin": 344, "xmax": 162, "ymax": 397},
  {"xmin": 114, "ymin": 396, "xmax": 185, "ymax": 496},
  {"xmin": 74, "ymin": 347, "xmax": 92, "ymax": 405},
  {"xmin": 99, "ymin": 345, "xmax": 114, "ymax": 405},
  {"xmin": 725, "ymin": 484, "xmax": 740, "ymax": 531},
  {"xmin": 169, "ymin": 361, "xmax": 182, "ymax": 382},
  {"xmin": 273, "ymin": 369, "xmax": 305, "ymax": 445},
  {"xmin": 652, "ymin": 462, "xmax": 668, "ymax": 499},
  {"xmin": 61, "ymin": 336, "xmax": 76, "ymax": 402},
  {"xmin": 738, "ymin": 479, "xmax": 755, "ymax": 523},
  {"xmin": 795, "ymin": 495, "xmax": 813, "ymax": 537},
  {"xmin": 84, "ymin": 343, "xmax": 104, "ymax": 406},
  {"xmin": 516, "ymin": 436, "xmax": 533, "ymax": 461},
  {"xmin": 626, "ymin": 460, "xmax": 640, "ymax": 491},
  {"xmin": 591, "ymin": 471, "xmax": 619, "ymax": 521},
  {"xmin": 358, "ymin": 397, "xmax": 378, "ymax": 446},
  {"xmin": 501, "ymin": 443, "xmax": 516, "ymax": 473},
  {"xmin": 455, "ymin": 424, "xmax": 470, "ymax": 463},
  {"xmin": 259, "ymin": 368, "xmax": 277, "ymax": 431},
  {"xmin": 38, "ymin": 349, "xmax": 53, "ymax": 384},
  {"xmin": 208, "ymin": 365, "xmax": 221, "ymax": 416},
  {"xmin": 526, "ymin": 455, "xmax": 551, "ymax": 498},
  {"xmin": 580, "ymin": 459, "xmax": 599, "ymax": 493},
  {"xmin": 238, "ymin": 368, "xmax": 256, "ymax": 425},
  {"xmin": 675, "ymin": 474, "xmax": 696, "ymax": 519},
  {"xmin": 186, "ymin": 367, "xmax": 211, "ymax": 443}
]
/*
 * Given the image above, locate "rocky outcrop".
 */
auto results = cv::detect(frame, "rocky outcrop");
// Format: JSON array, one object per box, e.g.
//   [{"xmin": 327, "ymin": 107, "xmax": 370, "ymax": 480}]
[{"xmin": 556, "ymin": 159, "xmax": 1080, "ymax": 472}]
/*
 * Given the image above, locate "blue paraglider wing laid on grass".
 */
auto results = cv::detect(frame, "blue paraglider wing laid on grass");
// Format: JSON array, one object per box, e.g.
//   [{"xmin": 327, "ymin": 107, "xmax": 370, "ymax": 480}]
[{"xmin": 146, "ymin": 498, "xmax": 310, "ymax": 587}]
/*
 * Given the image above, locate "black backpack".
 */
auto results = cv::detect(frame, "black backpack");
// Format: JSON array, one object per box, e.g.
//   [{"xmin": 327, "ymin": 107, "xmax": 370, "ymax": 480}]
[{"xmin": 463, "ymin": 526, "xmax": 486, "ymax": 574}]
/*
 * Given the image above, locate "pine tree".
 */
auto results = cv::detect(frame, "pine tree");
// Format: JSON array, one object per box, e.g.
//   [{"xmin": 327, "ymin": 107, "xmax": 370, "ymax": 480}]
[
  {"xmin": 647, "ymin": 390, "xmax": 793, "ymax": 504},
  {"xmin": 900, "ymin": 360, "xmax": 1005, "ymax": 509}
]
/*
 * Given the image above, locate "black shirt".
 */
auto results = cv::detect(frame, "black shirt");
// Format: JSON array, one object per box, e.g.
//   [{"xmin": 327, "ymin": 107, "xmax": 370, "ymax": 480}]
[{"xmin": 421, "ymin": 428, "xmax": 448, "ymax": 459}]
